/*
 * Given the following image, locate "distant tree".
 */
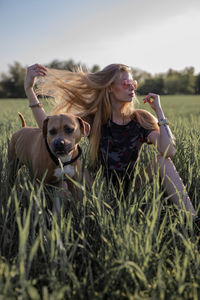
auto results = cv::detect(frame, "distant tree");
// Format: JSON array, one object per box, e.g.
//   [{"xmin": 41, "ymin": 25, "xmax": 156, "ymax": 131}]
[
  {"xmin": 179, "ymin": 67, "xmax": 195, "ymax": 94},
  {"xmin": 164, "ymin": 75, "xmax": 180, "ymax": 94},
  {"xmin": 46, "ymin": 59, "xmax": 68, "ymax": 70},
  {"xmin": 46, "ymin": 59, "xmax": 88, "ymax": 72},
  {"xmin": 131, "ymin": 68, "xmax": 152, "ymax": 84},
  {"xmin": 137, "ymin": 76, "xmax": 165, "ymax": 95},
  {"xmin": 195, "ymin": 73, "xmax": 200, "ymax": 94},
  {"xmin": 163, "ymin": 67, "xmax": 195, "ymax": 94},
  {"xmin": 163, "ymin": 69, "xmax": 179, "ymax": 94},
  {"xmin": 166, "ymin": 68, "xmax": 180, "ymax": 77},
  {"xmin": 0, "ymin": 62, "xmax": 26, "ymax": 98},
  {"xmin": 90, "ymin": 64, "xmax": 100, "ymax": 73}
]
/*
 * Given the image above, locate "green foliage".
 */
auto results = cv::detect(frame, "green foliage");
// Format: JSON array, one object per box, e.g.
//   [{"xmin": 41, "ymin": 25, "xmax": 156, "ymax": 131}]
[
  {"xmin": 0, "ymin": 62, "xmax": 26, "ymax": 98},
  {"xmin": 0, "ymin": 96, "xmax": 200, "ymax": 299},
  {"xmin": 195, "ymin": 74, "xmax": 200, "ymax": 94},
  {"xmin": 46, "ymin": 59, "xmax": 87, "ymax": 72},
  {"xmin": 0, "ymin": 60, "xmax": 101, "ymax": 99},
  {"xmin": 137, "ymin": 77, "xmax": 165, "ymax": 95},
  {"xmin": 45, "ymin": 59, "xmax": 100, "ymax": 73},
  {"xmin": 1, "ymin": 61, "xmax": 200, "ymax": 99},
  {"xmin": 137, "ymin": 67, "xmax": 197, "ymax": 95},
  {"xmin": 164, "ymin": 67, "xmax": 196, "ymax": 95}
]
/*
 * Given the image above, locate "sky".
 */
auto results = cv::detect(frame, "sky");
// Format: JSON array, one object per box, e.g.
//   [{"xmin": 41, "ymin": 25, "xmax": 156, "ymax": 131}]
[{"xmin": 1, "ymin": 0, "xmax": 200, "ymax": 76}]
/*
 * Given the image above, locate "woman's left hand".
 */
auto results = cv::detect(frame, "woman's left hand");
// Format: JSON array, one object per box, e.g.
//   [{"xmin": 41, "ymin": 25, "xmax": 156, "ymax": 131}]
[{"xmin": 143, "ymin": 93, "xmax": 161, "ymax": 112}]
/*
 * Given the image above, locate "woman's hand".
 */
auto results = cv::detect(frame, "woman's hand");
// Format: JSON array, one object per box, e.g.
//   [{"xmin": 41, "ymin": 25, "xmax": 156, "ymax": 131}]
[
  {"xmin": 143, "ymin": 93, "xmax": 161, "ymax": 113},
  {"xmin": 24, "ymin": 64, "xmax": 47, "ymax": 92}
]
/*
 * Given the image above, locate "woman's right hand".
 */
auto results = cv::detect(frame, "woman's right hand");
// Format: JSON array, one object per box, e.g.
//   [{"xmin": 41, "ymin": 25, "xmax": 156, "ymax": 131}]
[{"xmin": 24, "ymin": 64, "xmax": 47, "ymax": 92}]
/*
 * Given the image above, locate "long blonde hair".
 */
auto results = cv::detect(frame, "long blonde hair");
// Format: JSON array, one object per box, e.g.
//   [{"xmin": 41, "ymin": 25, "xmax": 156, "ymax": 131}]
[{"xmin": 36, "ymin": 64, "xmax": 159, "ymax": 167}]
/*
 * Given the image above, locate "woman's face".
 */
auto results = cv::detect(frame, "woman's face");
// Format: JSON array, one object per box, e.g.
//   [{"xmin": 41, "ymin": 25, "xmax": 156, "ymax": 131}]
[{"xmin": 109, "ymin": 71, "xmax": 137, "ymax": 105}]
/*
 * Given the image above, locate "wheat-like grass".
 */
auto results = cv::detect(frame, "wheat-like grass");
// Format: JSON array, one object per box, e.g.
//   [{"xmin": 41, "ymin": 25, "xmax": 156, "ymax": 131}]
[{"xmin": 0, "ymin": 96, "xmax": 200, "ymax": 299}]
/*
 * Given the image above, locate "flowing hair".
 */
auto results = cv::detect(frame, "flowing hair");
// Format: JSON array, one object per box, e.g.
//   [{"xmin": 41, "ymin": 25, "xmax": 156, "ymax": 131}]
[{"xmin": 36, "ymin": 64, "xmax": 159, "ymax": 167}]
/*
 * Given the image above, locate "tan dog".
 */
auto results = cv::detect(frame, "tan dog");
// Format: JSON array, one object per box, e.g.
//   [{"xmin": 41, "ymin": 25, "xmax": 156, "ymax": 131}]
[{"xmin": 9, "ymin": 113, "xmax": 90, "ymax": 191}]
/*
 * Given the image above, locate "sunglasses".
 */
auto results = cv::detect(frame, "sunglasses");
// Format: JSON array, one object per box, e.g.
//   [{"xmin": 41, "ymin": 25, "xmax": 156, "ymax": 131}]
[{"xmin": 122, "ymin": 79, "xmax": 138, "ymax": 90}]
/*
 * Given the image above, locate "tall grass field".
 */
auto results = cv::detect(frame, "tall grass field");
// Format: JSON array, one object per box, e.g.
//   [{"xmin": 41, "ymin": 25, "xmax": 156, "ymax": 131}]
[{"xmin": 0, "ymin": 95, "xmax": 200, "ymax": 299}]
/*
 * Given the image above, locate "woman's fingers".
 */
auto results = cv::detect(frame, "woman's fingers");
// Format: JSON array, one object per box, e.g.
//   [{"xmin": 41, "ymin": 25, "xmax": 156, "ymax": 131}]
[
  {"xmin": 28, "ymin": 64, "xmax": 48, "ymax": 72},
  {"xmin": 27, "ymin": 64, "xmax": 47, "ymax": 77},
  {"xmin": 143, "ymin": 94, "xmax": 154, "ymax": 103},
  {"xmin": 143, "ymin": 93, "xmax": 159, "ymax": 104},
  {"xmin": 31, "ymin": 70, "xmax": 46, "ymax": 77}
]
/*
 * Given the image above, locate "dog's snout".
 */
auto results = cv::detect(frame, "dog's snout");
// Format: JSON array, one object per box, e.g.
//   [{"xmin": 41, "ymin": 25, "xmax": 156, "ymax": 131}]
[
  {"xmin": 52, "ymin": 138, "xmax": 72, "ymax": 155},
  {"xmin": 54, "ymin": 139, "xmax": 65, "ymax": 147}
]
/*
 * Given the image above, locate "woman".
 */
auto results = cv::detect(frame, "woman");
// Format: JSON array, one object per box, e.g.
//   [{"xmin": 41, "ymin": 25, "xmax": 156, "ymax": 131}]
[{"xmin": 24, "ymin": 63, "xmax": 200, "ymax": 225}]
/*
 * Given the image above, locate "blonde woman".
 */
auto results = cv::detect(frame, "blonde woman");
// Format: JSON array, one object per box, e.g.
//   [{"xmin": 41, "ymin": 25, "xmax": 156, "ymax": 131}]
[{"xmin": 24, "ymin": 63, "xmax": 200, "ymax": 226}]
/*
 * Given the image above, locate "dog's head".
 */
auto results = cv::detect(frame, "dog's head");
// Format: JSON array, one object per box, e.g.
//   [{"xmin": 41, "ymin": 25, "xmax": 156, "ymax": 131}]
[{"xmin": 43, "ymin": 114, "xmax": 90, "ymax": 160}]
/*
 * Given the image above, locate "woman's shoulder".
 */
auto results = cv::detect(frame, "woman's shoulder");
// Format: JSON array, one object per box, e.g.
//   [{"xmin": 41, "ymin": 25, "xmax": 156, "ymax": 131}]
[
  {"xmin": 131, "ymin": 108, "xmax": 156, "ymax": 120},
  {"xmin": 131, "ymin": 109, "xmax": 159, "ymax": 131}
]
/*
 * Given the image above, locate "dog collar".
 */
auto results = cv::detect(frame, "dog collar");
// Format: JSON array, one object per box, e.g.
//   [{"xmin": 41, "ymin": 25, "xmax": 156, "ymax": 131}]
[{"xmin": 44, "ymin": 138, "xmax": 82, "ymax": 167}]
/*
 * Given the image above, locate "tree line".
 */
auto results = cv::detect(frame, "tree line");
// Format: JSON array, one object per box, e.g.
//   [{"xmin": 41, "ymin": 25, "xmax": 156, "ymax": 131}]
[{"xmin": 0, "ymin": 60, "xmax": 200, "ymax": 98}]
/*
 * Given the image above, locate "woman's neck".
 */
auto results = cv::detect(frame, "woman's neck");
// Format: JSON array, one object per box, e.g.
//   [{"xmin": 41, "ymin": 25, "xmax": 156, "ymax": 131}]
[
  {"xmin": 111, "ymin": 110, "xmax": 131, "ymax": 125},
  {"xmin": 110, "ymin": 100, "xmax": 132, "ymax": 125}
]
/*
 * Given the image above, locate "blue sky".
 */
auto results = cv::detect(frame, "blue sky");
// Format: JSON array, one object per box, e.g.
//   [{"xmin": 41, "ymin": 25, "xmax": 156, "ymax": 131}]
[{"xmin": 1, "ymin": 0, "xmax": 200, "ymax": 75}]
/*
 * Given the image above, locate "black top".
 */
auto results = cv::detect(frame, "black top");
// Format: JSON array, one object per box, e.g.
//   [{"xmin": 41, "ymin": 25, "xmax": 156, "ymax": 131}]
[{"xmin": 99, "ymin": 119, "xmax": 153, "ymax": 176}]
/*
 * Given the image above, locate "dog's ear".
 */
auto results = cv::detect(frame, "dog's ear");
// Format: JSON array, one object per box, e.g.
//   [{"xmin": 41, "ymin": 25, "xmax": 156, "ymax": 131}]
[
  {"xmin": 77, "ymin": 117, "xmax": 91, "ymax": 137},
  {"xmin": 43, "ymin": 117, "xmax": 49, "ymax": 137}
]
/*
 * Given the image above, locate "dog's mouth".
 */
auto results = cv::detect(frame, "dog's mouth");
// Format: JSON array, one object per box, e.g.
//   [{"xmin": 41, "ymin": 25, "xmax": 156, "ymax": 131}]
[
  {"xmin": 54, "ymin": 149, "xmax": 72, "ymax": 157},
  {"xmin": 51, "ymin": 140, "xmax": 73, "ymax": 157}
]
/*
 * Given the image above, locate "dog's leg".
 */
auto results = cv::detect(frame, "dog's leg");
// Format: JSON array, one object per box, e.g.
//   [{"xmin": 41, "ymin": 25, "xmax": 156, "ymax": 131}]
[
  {"xmin": 8, "ymin": 139, "xmax": 20, "ymax": 186},
  {"xmin": 8, "ymin": 154, "xmax": 22, "ymax": 185}
]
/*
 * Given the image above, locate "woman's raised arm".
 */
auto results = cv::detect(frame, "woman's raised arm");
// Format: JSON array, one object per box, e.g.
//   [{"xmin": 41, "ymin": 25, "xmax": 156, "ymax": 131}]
[
  {"xmin": 24, "ymin": 64, "xmax": 48, "ymax": 129},
  {"xmin": 143, "ymin": 93, "xmax": 176, "ymax": 157}
]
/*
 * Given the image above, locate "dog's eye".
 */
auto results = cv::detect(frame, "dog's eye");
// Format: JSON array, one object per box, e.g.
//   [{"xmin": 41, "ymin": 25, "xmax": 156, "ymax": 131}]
[
  {"xmin": 49, "ymin": 128, "xmax": 57, "ymax": 135},
  {"xmin": 64, "ymin": 126, "xmax": 74, "ymax": 134}
]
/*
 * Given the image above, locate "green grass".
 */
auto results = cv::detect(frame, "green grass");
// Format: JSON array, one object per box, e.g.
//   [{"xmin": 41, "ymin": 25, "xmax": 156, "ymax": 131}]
[{"xmin": 0, "ymin": 96, "xmax": 200, "ymax": 299}]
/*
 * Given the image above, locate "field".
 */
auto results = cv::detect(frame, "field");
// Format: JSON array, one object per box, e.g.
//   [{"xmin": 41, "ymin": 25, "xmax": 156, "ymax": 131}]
[{"xmin": 0, "ymin": 95, "xmax": 200, "ymax": 299}]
